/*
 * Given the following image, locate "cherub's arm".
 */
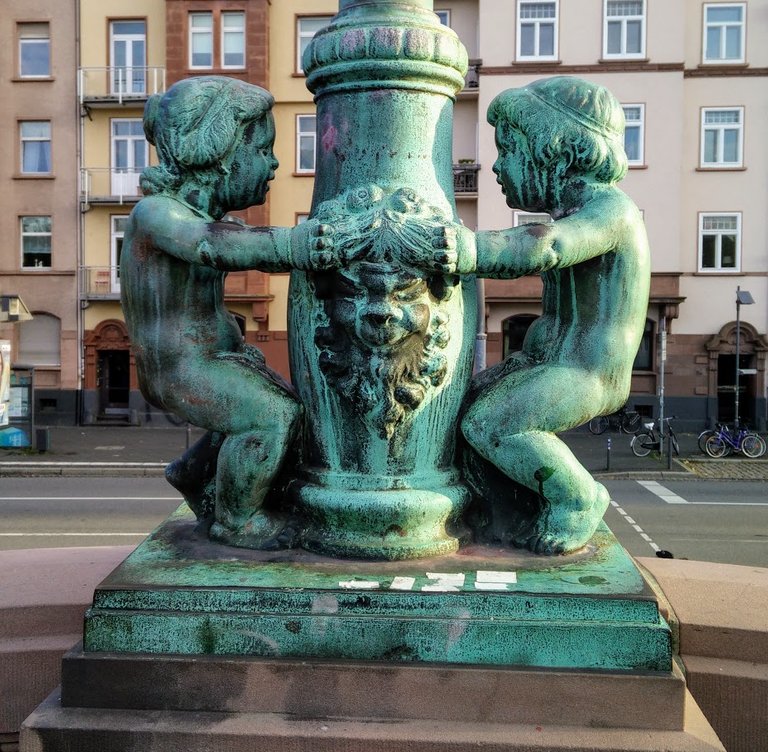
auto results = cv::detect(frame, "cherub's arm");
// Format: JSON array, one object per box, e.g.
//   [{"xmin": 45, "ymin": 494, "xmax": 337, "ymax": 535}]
[
  {"xmin": 134, "ymin": 196, "xmax": 333, "ymax": 272},
  {"xmin": 473, "ymin": 223, "xmax": 558, "ymax": 279}
]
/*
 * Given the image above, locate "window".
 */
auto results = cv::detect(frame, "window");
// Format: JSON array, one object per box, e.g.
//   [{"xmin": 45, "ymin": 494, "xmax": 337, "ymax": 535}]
[
  {"xmin": 222, "ymin": 12, "xmax": 245, "ymax": 68},
  {"xmin": 18, "ymin": 313, "xmax": 60, "ymax": 366},
  {"xmin": 517, "ymin": 1, "xmax": 558, "ymax": 61},
  {"xmin": 701, "ymin": 107, "xmax": 743, "ymax": 167},
  {"xmin": 703, "ymin": 4, "xmax": 745, "ymax": 63},
  {"xmin": 502, "ymin": 314, "xmax": 538, "ymax": 357},
  {"xmin": 110, "ymin": 20, "xmax": 146, "ymax": 95},
  {"xmin": 296, "ymin": 115, "xmax": 317, "ymax": 173},
  {"xmin": 297, "ymin": 17, "xmax": 329, "ymax": 74},
  {"xmin": 111, "ymin": 119, "xmax": 147, "ymax": 196},
  {"xmin": 514, "ymin": 211, "xmax": 553, "ymax": 226},
  {"xmin": 633, "ymin": 319, "xmax": 654, "ymax": 371},
  {"xmin": 190, "ymin": 12, "xmax": 213, "ymax": 68},
  {"xmin": 622, "ymin": 104, "xmax": 645, "ymax": 165},
  {"xmin": 20, "ymin": 216, "xmax": 52, "ymax": 268},
  {"xmin": 604, "ymin": 1, "xmax": 645, "ymax": 58},
  {"xmin": 699, "ymin": 213, "xmax": 741, "ymax": 271},
  {"xmin": 296, "ymin": 214, "xmax": 309, "ymax": 225},
  {"xmin": 20, "ymin": 121, "xmax": 51, "ymax": 174},
  {"xmin": 435, "ymin": 10, "xmax": 451, "ymax": 26},
  {"xmin": 18, "ymin": 22, "xmax": 50, "ymax": 78},
  {"xmin": 111, "ymin": 216, "xmax": 130, "ymax": 291}
]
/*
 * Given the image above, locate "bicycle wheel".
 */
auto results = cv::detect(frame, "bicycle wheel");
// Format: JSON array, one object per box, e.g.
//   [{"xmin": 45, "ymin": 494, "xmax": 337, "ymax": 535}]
[
  {"xmin": 669, "ymin": 430, "xmax": 680, "ymax": 456},
  {"xmin": 621, "ymin": 412, "xmax": 641, "ymax": 434},
  {"xmin": 588, "ymin": 416, "xmax": 609, "ymax": 435},
  {"xmin": 704, "ymin": 435, "xmax": 729, "ymax": 458},
  {"xmin": 631, "ymin": 432, "xmax": 654, "ymax": 457},
  {"xmin": 741, "ymin": 434, "xmax": 766, "ymax": 458},
  {"xmin": 697, "ymin": 430, "xmax": 714, "ymax": 454}
]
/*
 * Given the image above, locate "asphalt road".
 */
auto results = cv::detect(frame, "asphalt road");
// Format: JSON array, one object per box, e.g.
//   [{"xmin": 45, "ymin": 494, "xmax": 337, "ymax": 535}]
[{"xmin": 1, "ymin": 476, "xmax": 767, "ymax": 567}]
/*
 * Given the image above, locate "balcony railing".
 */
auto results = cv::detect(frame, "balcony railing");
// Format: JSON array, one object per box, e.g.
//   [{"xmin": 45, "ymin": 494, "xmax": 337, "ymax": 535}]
[
  {"xmin": 78, "ymin": 67, "xmax": 166, "ymax": 104},
  {"xmin": 80, "ymin": 168, "xmax": 143, "ymax": 205},
  {"xmin": 463, "ymin": 60, "xmax": 480, "ymax": 91},
  {"xmin": 453, "ymin": 163, "xmax": 480, "ymax": 194},
  {"xmin": 81, "ymin": 266, "xmax": 120, "ymax": 299}
]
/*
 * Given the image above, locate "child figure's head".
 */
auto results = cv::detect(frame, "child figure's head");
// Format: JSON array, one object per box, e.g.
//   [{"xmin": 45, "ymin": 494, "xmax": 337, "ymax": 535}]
[
  {"xmin": 141, "ymin": 76, "xmax": 278, "ymax": 213},
  {"xmin": 487, "ymin": 77, "xmax": 627, "ymax": 212}
]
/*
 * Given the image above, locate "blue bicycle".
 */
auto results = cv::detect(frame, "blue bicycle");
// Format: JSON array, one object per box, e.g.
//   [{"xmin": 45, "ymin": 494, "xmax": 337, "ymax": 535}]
[{"xmin": 704, "ymin": 423, "xmax": 766, "ymax": 458}]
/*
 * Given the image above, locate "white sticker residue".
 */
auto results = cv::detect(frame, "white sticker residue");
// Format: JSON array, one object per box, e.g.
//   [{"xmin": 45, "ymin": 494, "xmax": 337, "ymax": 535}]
[
  {"xmin": 338, "ymin": 580, "xmax": 380, "ymax": 589},
  {"xmin": 422, "ymin": 572, "xmax": 466, "ymax": 591},
  {"xmin": 389, "ymin": 576, "xmax": 416, "ymax": 591}
]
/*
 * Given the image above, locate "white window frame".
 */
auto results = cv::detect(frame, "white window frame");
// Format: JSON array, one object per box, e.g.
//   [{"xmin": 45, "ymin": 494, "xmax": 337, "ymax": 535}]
[
  {"xmin": 296, "ymin": 16, "xmax": 330, "ymax": 74},
  {"xmin": 622, "ymin": 103, "xmax": 645, "ymax": 166},
  {"xmin": 516, "ymin": 1, "xmax": 559, "ymax": 62},
  {"xmin": 111, "ymin": 215, "xmax": 130, "ymax": 292},
  {"xmin": 702, "ymin": 3, "xmax": 746, "ymax": 64},
  {"xmin": 109, "ymin": 20, "xmax": 147, "ymax": 95},
  {"xmin": 189, "ymin": 12, "xmax": 214, "ymax": 69},
  {"xmin": 18, "ymin": 22, "xmax": 50, "ymax": 78},
  {"xmin": 296, "ymin": 115, "xmax": 317, "ymax": 174},
  {"xmin": 435, "ymin": 9, "xmax": 451, "ymax": 26},
  {"xmin": 700, "ymin": 106, "xmax": 744, "ymax": 168},
  {"xmin": 19, "ymin": 120, "xmax": 51, "ymax": 175},
  {"xmin": 20, "ymin": 215, "xmax": 52, "ymax": 269},
  {"xmin": 698, "ymin": 212, "xmax": 741, "ymax": 272},
  {"xmin": 603, "ymin": 0, "xmax": 646, "ymax": 59},
  {"xmin": 111, "ymin": 118, "xmax": 148, "ymax": 197},
  {"xmin": 221, "ymin": 11, "xmax": 245, "ymax": 69}
]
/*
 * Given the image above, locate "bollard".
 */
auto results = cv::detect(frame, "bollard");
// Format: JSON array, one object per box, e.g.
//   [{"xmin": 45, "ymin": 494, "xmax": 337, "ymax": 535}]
[
  {"xmin": 606, "ymin": 437, "xmax": 611, "ymax": 472},
  {"xmin": 667, "ymin": 433, "xmax": 673, "ymax": 470}
]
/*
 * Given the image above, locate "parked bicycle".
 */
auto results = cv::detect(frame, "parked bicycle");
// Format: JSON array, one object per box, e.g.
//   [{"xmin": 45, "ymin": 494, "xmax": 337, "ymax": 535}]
[
  {"xmin": 703, "ymin": 423, "xmax": 766, "ymax": 458},
  {"xmin": 588, "ymin": 405, "xmax": 642, "ymax": 435},
  {"xmin": 630, "ymin": 417, "xmax": 680, "ymax": 458}
]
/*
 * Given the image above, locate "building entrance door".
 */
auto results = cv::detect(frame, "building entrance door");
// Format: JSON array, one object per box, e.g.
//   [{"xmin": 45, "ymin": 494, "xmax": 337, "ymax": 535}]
[
  {"xmin": 717, "ymin": 353, "xmax": 755, "ymax": 424},
  {"xmin": 98, "ymin": 350, "xmax": 130, "ymax": 416}
]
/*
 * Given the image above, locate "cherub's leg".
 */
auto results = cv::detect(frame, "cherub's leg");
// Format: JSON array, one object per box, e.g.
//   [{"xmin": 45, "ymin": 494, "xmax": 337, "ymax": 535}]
[
  {"xmin": 165, "ymin": 431, "xmax": 223, "ymax": 520},
  {"xmin": 462, "ymin": 365, "xmax": 610, "ymax": 554}
]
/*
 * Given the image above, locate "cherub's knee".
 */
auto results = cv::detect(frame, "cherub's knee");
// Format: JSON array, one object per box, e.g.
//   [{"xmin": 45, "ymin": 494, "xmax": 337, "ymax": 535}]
[{"xmin": 462, "ymin": 407, "xmax": 496, "ymax": 451}]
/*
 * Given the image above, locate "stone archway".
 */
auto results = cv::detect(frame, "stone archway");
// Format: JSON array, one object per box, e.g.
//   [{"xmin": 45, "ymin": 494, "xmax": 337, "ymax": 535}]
[{"xmin": 706, "ymin": 321, "xmax": 768, "ymax": 427}]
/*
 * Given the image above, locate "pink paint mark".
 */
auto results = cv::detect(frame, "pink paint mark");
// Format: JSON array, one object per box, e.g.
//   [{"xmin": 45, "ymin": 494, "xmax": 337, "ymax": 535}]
[{"xmin": 322, "ymin": 124, "xmax": 339, "ymax": 152}]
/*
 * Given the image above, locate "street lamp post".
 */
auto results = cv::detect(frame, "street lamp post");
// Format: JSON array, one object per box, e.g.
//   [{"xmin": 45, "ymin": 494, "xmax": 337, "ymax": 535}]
[{"xmin": 734, "ymin": 286, "xmax": 755, "ymax": 426}]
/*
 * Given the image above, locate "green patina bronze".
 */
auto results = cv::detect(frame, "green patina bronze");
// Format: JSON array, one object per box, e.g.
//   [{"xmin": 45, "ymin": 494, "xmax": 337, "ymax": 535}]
[
  {"xmin": 82, "ymin": 507, "xmax": 672, "ymax": 672},
  {"xmin": 121, "ymin": 0, "xmax": 649, "ymax": 561}
]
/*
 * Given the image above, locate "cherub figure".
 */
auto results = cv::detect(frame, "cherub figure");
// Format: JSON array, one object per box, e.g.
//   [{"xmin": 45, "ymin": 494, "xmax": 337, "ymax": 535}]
[
  {"xmin": 121, "ymin": 76, "xmax": 331, "ymax": 549},
  {"xmin": 461, "ymin": 77, "xmax": 650, "ymax": 554}
]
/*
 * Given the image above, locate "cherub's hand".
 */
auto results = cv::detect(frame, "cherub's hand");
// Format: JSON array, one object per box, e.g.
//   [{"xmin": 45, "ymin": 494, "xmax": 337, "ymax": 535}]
[
  {"xmin": 429, "ymin": 224, "xmax": 459, "ymax": 274},
  {"xmin": 290, "ymin": 220, "xmax": 337, "ymax": 270}
]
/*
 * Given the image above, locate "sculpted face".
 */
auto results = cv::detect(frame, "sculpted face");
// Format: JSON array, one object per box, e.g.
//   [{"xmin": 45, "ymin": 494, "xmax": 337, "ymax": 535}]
[
  {"xmin": 227, "ymin": 113, "xmax": 279, "ymax": 209},
  {"xmin": 492, "ymin": 122, "xmax": 545, "ymax": 213},
  {"xmin": 330, "ymin": 264, "xmax": 431, "ymax": 350}
]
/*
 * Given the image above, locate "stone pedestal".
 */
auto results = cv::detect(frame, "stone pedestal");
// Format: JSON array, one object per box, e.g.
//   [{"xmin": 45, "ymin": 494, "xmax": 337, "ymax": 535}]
[{"xmin": 20, "ymin": 508, "xmax": 724, "ymax": 750}]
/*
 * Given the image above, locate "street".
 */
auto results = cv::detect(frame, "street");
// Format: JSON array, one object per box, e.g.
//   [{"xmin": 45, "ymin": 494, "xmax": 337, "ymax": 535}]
[{"xmin": 1, "ymin": 476, "xmax": 767, "ymax": 567}]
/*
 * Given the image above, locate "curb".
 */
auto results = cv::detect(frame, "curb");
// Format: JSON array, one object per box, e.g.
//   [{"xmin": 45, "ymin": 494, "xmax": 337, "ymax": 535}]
[{"xmin": 0, "ymin": 462, "xmax": 167, "ymax": 477}]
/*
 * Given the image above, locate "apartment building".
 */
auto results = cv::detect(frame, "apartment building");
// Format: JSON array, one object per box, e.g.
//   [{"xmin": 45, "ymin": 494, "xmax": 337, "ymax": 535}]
[
  {"xmin": 0, "ymin": 0, "xmax": 79, "ymax": 424},
  {"xmin": 474, "ymin": 0, "xmax": 767, "ymax": 429}
]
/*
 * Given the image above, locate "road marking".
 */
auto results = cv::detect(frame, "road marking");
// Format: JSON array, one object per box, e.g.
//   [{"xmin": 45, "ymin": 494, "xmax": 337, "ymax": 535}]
[
  {"xmin": 636, "ymin": 480, "xmax": 689, "ymax": 504},
  {"xmin": 609, "ymin": 499, "xmax": 660, "ymax": 553},
  {"xmin": 1, "ymin": 497, "xmax": 183, "ymax": 501}
]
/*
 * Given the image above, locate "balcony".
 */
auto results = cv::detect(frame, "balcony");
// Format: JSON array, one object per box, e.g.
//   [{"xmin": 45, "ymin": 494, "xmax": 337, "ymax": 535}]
[
  {"xmin": 453, "ymin": 162, "xmax": 479, "ymax": 196},
  {"xmin": 81, "ymin": 266, "xmax": 120, "ymax": 300},
  {"xmin": 460, "ymin": 60, "xmax": 481, "ymax": 97},
  {"xmin": 78, "ymin": 67, "xmax": 166, "ymax": 106},
  {"xmin": 81, "ymin": 168, "xmax": 143, "ymax": 206}
]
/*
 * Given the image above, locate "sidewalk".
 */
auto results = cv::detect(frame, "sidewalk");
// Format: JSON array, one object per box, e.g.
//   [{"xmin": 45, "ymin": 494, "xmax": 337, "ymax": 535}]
[{"xmin": 1, "ymin": 424, "xmax": 767, "ymax": 480}]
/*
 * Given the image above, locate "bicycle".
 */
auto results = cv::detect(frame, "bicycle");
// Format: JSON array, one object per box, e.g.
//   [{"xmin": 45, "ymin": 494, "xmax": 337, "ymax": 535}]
[
  {"xmin": 630, "ymin": 417, "xmax": 680, "ymax": 458},
  {"xmin": 588, "ymin": 405, "xmax": 642, "ymax": 435},
  {"xmin": 704, "ymin": 423, "xmax": 766, "ymax": 458}
]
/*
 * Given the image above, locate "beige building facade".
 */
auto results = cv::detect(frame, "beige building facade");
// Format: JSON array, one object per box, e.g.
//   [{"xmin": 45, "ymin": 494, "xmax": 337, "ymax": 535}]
[{"xmin": 0, "ymin": 0, "xmax": 79, "ymax": 424}]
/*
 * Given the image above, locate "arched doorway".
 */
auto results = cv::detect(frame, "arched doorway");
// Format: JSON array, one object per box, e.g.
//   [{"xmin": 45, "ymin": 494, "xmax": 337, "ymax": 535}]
[
  {"xmin": 706, "ymin": 321, "xmax": 768, "ymax": 427},
  {"xmin": 83, "ymin": 319, "xmax": 134, "ymax": 421}
]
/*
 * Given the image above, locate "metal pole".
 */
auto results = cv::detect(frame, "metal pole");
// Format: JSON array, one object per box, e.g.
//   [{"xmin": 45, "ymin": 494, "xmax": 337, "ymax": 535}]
[
  {"xmin": 474, "ymin": 278, "xmax": 487, "ymax": 374},
  {"xmin": 735, "ymin": 286, "xmax": 741, "ymax": 427},
  {"xmin": 658, "ymin": 315, "xmax": 667, "ymax": 460}
]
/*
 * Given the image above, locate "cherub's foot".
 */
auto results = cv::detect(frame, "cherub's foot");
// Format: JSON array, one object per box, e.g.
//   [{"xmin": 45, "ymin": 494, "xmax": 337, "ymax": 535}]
[
  {"xmin": 511, "ymin": 482, "xmax": 610, "ymax": 555},
  {"xmin": 166, "ymin": 461, "xmax": 216, "ymax": 519},
  {"xmin": 209, "ymin": 511, "xmax": 298, "ymax": 551}
]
